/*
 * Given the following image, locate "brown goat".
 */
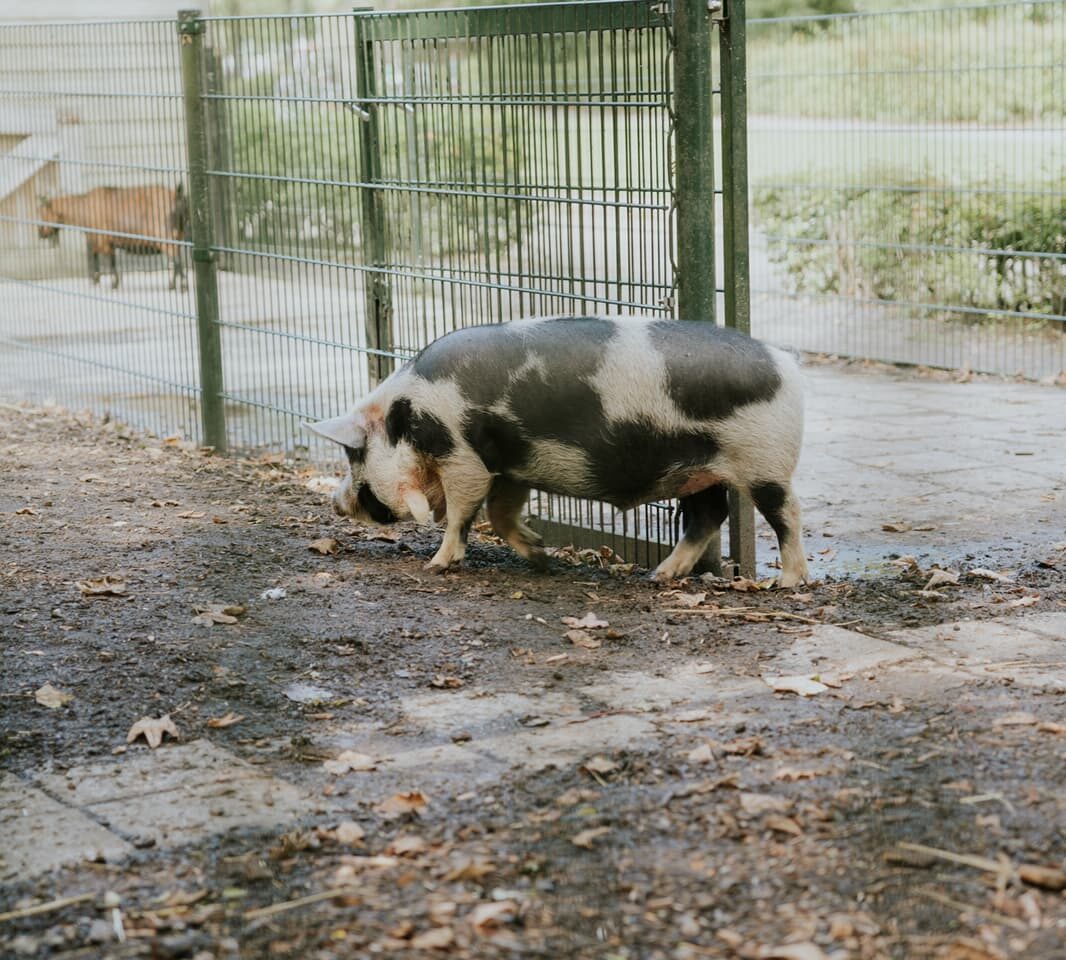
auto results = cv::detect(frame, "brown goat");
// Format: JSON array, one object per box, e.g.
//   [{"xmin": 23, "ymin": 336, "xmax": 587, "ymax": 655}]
[{"xmin": 38, "ymin": 185, "xmax": 188, "ymax": 291}]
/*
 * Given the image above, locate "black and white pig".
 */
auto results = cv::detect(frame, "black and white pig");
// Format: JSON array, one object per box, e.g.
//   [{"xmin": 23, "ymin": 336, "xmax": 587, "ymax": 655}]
[{"xmin": 305, "ymin": 316, "xmax": 809, "ymax": 586}]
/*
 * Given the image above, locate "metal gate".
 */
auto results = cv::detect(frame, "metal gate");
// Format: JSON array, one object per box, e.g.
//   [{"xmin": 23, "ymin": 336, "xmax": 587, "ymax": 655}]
[{"xmin": 0, "ymin": 1, "xmax": 754, "ymax": 575}]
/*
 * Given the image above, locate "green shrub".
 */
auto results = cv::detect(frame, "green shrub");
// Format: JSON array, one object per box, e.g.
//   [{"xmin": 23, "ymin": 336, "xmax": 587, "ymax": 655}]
[{"xmin": 754, "ymin": 176, "xmax": 1066, "ymax": 322}]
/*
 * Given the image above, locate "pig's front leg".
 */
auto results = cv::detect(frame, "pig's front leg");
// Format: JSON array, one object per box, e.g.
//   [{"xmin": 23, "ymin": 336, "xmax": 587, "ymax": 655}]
[{"xmin": 425, "ymin": 462, "xmax": 493, "ymax": 573}]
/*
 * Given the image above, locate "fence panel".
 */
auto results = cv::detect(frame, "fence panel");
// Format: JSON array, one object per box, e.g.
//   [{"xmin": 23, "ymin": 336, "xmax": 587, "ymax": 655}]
[
  {"xmin": 0, "ymin": 18, "xmax": 199, "ymax": 439},
  {"xmin": 747, "ymin": 0, "xmax": 1066, "ymax": 379}
]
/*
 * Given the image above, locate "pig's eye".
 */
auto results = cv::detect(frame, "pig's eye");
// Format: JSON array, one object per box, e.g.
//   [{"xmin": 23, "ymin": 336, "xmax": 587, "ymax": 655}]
[{"xmin": 343, "ymin": 444, "xmax": 366, "ymax": 466}]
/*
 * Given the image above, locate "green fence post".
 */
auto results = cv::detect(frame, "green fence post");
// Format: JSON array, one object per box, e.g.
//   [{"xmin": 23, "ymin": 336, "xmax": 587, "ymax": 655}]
[
  {"xmin": 178, "ymin": 9, "xmax": 226, "ymax": 452},
  {"xmin": 354, "ymin": 10, "xmax": 394, "ymax": 388},
  {"xmin": 673, "ymin": 0, "xmax": 721, "ymax": 576},
  {"xmin": 718, "ymin": 0, "xmax": 757, "ymax": 579}
]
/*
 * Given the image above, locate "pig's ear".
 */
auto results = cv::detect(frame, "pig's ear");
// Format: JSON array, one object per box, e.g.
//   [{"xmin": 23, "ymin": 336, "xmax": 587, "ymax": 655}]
[{"xmin": 302, "ymin": 412, "xmax": 367, "ymax": 449}]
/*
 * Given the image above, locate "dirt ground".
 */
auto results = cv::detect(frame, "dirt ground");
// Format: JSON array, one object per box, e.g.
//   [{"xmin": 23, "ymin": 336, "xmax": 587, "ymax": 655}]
[{"xmin": 1, "ymin": 400, "xmax": 1064, "ymax": 960}]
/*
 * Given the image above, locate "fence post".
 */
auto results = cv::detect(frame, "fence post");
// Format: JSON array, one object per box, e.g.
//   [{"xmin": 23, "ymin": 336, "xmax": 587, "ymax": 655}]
[
  {"xmin": 673, "ymin": 0, "xmax": 721, "ymax": 576},
  {"xmin": 178, "ymin": 9, "xmax": 226, "ymax": 452},
  {"xmin": 353, "ymin": 10, "xmax": 394, "ymax": 388},
  {"xmin": 718, "ymin": 0, "xmax": 757, "ymax": 579}
]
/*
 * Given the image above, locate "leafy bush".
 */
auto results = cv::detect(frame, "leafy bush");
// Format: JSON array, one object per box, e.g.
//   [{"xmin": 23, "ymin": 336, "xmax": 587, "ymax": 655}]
[{"xmin": 754, "ymin": 176, "xmax": 1066, "ymax": 323}]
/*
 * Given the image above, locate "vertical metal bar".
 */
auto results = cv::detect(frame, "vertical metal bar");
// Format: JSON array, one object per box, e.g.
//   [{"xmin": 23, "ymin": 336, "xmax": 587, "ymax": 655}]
[
  {"xmin": 673, "ymin": 0, "xmax": 721, "ymax": 575},
  {"xmin": 178, "ymin": 9, "xmax": 227, "ymax": 452},
  {"xmin": 354, "ymin": 11, "xmax": 394, "ymax": 387},
  {"xmin": 719, "ymin": 0, "xmax": 757, "ymax": 579}
]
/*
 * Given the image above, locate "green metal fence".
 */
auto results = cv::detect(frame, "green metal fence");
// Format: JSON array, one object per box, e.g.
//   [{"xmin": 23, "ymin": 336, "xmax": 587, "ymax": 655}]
[
  {"xmin": 747, "ymin": 0, "xmax": 1066, "ymax": 379},
  {"xmin": 0, "ymin": 1, "xmax": 755, "ymax": 574}
]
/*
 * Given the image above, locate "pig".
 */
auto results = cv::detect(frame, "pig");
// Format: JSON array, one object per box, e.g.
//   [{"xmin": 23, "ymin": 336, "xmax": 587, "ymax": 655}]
[{"xmin": 305, "ymin": 316, "xmax": 809, "ymax": 587}]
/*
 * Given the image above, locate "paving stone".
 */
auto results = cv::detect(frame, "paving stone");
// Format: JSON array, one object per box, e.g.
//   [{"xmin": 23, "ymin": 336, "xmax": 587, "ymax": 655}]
[
  {"xmin": 766, "ymin": 624, "xmax": 921, "ymax": 677},
  {"xmin": 888, "ymin": 618, "xmax": 1066, "ymax": 689},
  {"xmin": 0, "ymin": 773, "xmax": 132, "ymax": 882},
  {"xmin": 399, "ymin": 690, "xmax": 582, "ymax": 735},
  {"xmin": 37, "ymin": 740, "xmax": 309, "ymax": 849},
  {"xmin": 580, "ymin": 665, "xmax": 763, "ymax": 712}
]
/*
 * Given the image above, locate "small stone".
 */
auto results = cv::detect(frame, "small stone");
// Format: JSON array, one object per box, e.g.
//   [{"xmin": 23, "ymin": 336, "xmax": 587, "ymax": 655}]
[{"xmin": 87, "ymin": 918, "xmax": 113, "ymax": 944}]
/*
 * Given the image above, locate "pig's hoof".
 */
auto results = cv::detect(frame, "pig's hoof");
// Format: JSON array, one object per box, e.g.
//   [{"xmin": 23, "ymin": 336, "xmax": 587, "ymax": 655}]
[
  {"xmin": 424, "ymin": 558, "xmax": 459, "ymax": 574},
  {"xmin": 774, "ymin": 571, "xmax": 806, "ymax": 589},
  {"xmin": 525, "ymin": 548, "xmax": 549, "ymax": 572}
]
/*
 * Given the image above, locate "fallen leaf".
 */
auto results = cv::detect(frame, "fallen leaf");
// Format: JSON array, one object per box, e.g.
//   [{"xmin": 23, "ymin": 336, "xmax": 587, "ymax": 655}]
[
  {"xmin": 566, "ymin": 629, "xmax": 601, "ymax": 649},
  {"xmin": 582, "ymin": 755, "xmax": 618, "ymax": 775},
  {"xmin": 774, "ymin": 766, "xmax": 827, "ymax": 781},
  {"xmin": 387, "ymin": 835, "xmax": 428, "ymax": 857},
  {"xmin": 375, "ymin": 790, "xmax": 429, "ymax": 817},
  {"xmin": 430, "ymin": 675, "xmax": 464, "ymax": 689},
  {"xmin": 669, "ymin": 592, "xmax": 707, "ymax": 608},
  {"xmin": 1037, "ymin": 721, "xmax": 1065, "ymax": 735},
  {"xmin": 738, "ymin": 792, "xmax": 790, "ymax": 816},
  {"xmin": 333, "ymin": 821, "xmax": 366, "ymax": 846},
  {"xmin": 76, "ymin": 575, "xmax": 128, "ymax": 597},
  {"xmin": 764, "ymin": 675, "xmax": 829, "ymax": 697},
  {"xmin": 561, "ymin": 612, "xmax": 608, "ymax": 629},
  {"xmin": 571, "ymin": 826, "xmax": 611, "ymax": 849},
  {"xmin": 35, "ymin": 682, "xmax": 73, "ymax": 709},
  {"xmin": 324, "ymin": 750, "xmax": 379, "ymax": 775},
  {"xmin": 127, "ymin": 715, "xmax": 179, "ymax": 748},
  {"xmin": 687, "ymin": 743, "xmax": 715, "ymax": 765},
  {"xmin": 993, "ymin": 711, "xmax": 1038, "ymax": 727},
  {"xmin": 308, "ymin": 537, "xmax": 340, "ymax": 556},
  {"xmin": 411, "ymin": 927, "xmax": 455, "ymax": 949},
  {"xmin": 443, "ymin": 858, "xmax": 495, "ymax": 882},
  {"xmin": 763, "ymin": 944, "xmax": 829, "ymax": 960},
  {"xmin": 882, "ymin": 521, "xmax": 912, "ymax": 533},
  {"xmin": 765, "ymin": 814, "xmax": 803, "ymax": 836},
  {"xmin": 14, "ymin": 507, "xmax": 38, "ymax": 516},
  {"xmin": 728, "ymin": 577, "xmax": 766, "ymax": 592},
  {"xmin": 177, "ymin": 510, "xmax": 206, "ymax": 519},
  {"xmin": 467, "ymin": 900, "xmax": 517, "ymax": 932},
  {"xmin": 1018, "ymin": 864, "xmax": 1066, "ymax": 891},
  {"xmin": 191, "ymin": 602, "xmax": 246, "ymax": 626},
  {"xmin": 969, "ymin": 568, "xmax": 1013, "ymax": 583},
  {"xmin": 1003, "ymin": 595, "xmax": 1040, "ymax": 609},
  {"xmin": 206, "ymin": 712, "xmax": 244, "ymax": 729},
  {"xmin": 923, "ymin": 569, "xmax": 960, "ymax": 591},
  {"xmin": 720, "ymin": 736, "xmax": 765, "ymax": 757}
]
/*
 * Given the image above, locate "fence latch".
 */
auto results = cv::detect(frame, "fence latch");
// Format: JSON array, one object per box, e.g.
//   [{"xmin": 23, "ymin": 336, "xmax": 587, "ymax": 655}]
[{"xmin": 708, "ymin": 0, "xmax": 727, "ymax": 21}]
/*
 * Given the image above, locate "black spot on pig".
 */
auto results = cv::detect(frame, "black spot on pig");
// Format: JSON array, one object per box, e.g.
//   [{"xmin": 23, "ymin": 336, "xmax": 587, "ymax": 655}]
[
  {"xmin": 586, "ymin": 421, "xmax": 719, "ymax": 507},
  {"xmin": 343, "ymin": 444, "xmax": 365, "ymax": 466},
  {"xmin": 385, "ymin": 397, "xmax": 455, "ymax": 459},
  {"xmin": 357, "ymin": 484, "xmax": 398, "ymax": 523},
  {"xmin": 462, "ymin": 410, "xmax": 532, "ymax": 475},
  {"xmin": 505, "ymin": 359, "xmax": 606, "ymax": 445},
  {"xmin": 412, "ymin": 317, "xmax": 616, "ymax": 407},
  {"xmin": 648, "ymin": 321, "xmax": 781, "ymax": 420}
]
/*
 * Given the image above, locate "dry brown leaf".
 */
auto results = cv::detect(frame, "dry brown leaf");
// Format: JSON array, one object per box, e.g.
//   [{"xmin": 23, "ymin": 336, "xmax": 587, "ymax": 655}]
[
  {"xmin": 882, "ymin": 521, "xmax": 912, "ymax": 533},
  {"xmin": 764, "ymin": 675, "xmax": 829, "ymax": 697},
  {"xmin": 127, "ymin": 714, "xmax": 179, "ymax": 749},
  {"xmin": 1036, "ymin": 721, "xmax": 1065, "ymax": 735},
  {"xmin": 765, "ymin": 814, "xmax": 803, "ymax": 836},
  {"xmin": 738, "ymin": 792, "xmax": 790, "ymax": 816},
  {"xmin": 375, "ymin": 790, "xmax": 429, "ymax": 817},
  {"xmin": 1003, "ymin": 595, "xmax": 1040, "ymax": 609},
  {"xmin": 177, "ymin": 510, "xmax": 206, "ymax": 519},
  {"xmin": 571, "ymin": 826, "xmax": 611, "ymax": 849},
  {"xmin": 191, "ymin": 602, "xmax": 246, "ymax": 626},
  {"xmin": 582, "ymin": 755, "xmax": 618, "ymax": 775},
  {"xmin": 443, "ymin": 857, "xmax": 495, "ymax": 882},
  {"xmin": 333, "ymin": 821, "xmax": 366, "ymax": 846},
  {"xmin": 387, "ymin": 835, "xmax": 428, "ymax": 858},
  {"xmin": 467, "ymin": 900, "xmax": 517, "ymax": 932},
  {"xmin": 308, "ymin": 537, "xmax": 340, "ymax": 556},
  {"xmin": 561, "ymin": 612, "xmax": 608, "ymax": 629},
  {"xmin": 687, "ymin": 743, "xmax": 715, "ymax": 765},
  {"xmin": 566, "ymin": 629, "xmax": 601, "ymax": 649},
  {"xmin": 993, "ymin": 711, "xmax": 1039, "ymax": 727},
  {"xmin": 206, "ymin": 712, "xmax": 244, "ymax": 729},
  {"xmin": 774, "ymin": 766, "xmax": 826, "ymax": 782},
  {"xmin": 669, "ymin": 591, "xmax": 707, "ymax": 608},
  {"xmin": 410, "ymin": 926, "xmax": 455, "ymax": 949},
  {"xmin": 324, "ymin": 750, "xmax": 379, "ymax": 775},
  {"xmin": 34, "ymin": 682, "xmax": 73, "ymax": 709},
  {"xmin": 720, "ymin": 736, "xmax": 765, "ymax": 757},
  {"xmin": 923, "ymin": 569, "xmax": 960, "ymax": 590},
  {"xmin": 1018, "ymin": 864, "xmax": 1066, "ymax": 891},
  {"xmin": 76, "ymin": 575, "xmax": 128, "ymax": 597},
  {"xmin": 430, "ymin": 675, "xmax": 464, "ymax": 689}
]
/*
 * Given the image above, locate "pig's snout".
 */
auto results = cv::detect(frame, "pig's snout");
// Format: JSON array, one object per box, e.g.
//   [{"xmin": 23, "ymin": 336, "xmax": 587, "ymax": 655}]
[{"xmin": 331, "ymin": 478, "xmax": 359, "ymax": 517}]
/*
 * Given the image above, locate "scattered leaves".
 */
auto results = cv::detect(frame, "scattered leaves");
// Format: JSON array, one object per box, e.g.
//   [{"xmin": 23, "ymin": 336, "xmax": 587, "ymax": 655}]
[
  {"xmin": 332, "ymin": 821, "xmax": 366, "ymax": 846},
  {"xmin": 411, "ymin": 927, "xmax": 455, "ymax": 949},
  {"xmin": 581, "ymin": 755, "xmax": 619, "ymax": 776},
  {"xmin": 308, "ymin": 538, "xmax": 340, "ymax": 556},
  {"xmin": 127, "ymin": 715, "xmax": 180, "ymax": 749},
  {"xmin": 386, "ymin": 835, "xmax": 428, "ymax": 858},
  {"xmin": 566, "ymin": 629, "xmax": 601, "ymax": 649},
  {"xmin": 467, "ymin": 900, "xmax": 517, "ymax": 933},
  {"xmin": 923, "ymin": 569, "xmax": 960, "ymax": 591}
]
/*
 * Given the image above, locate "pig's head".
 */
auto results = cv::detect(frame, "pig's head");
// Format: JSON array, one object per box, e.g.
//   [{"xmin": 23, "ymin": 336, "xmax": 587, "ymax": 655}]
[{"xmin": 303, "ymin": 410, "xmax": 435, "ymax": 526}]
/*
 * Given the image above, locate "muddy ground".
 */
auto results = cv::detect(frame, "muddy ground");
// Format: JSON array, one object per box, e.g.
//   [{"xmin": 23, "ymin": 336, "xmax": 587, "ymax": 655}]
[{"xmin": 1, "ymin": 401, "xmax": 1064, "ymax": 960}]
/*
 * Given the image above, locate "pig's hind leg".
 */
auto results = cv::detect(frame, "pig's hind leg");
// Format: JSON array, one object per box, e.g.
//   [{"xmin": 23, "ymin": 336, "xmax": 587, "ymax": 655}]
[
  {"xmin": 425, "ymin": 463, "xmax": 493, "ymax": 573},
  {"xmin": 653, "ymin": 485, "xmax": 729, "ymax": 582},
  {"xmin": 750, "ymin": 480, "xmax": 808, "ymax": 588},
  {"xmin": 486, "ymin": 477, "xmax": 547, "ymax": 570}
]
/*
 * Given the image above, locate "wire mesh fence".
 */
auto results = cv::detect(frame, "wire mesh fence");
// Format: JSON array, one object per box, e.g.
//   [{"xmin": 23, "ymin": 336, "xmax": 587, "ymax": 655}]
[
  {"xmin": 0, "ymin": 17, "xmax": 199, "ymax": 439},
  {"xmin": 746, "ymin": 0, "xmax": 1066, "ymax": 379}
]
